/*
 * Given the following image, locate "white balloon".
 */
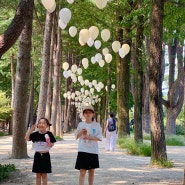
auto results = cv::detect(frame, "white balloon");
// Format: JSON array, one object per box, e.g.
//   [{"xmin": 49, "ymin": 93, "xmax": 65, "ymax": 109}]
[
  {"xmin": 88, "ymin": 82, "xmax": 92, "ymax": 88},
  {"xmin": 95, "ymin": 0, "xmax": 108, "ymax": 9},
  {"xmin": 63, "ymin": 62, "xmax": 69, "ymax": 70},
  {"xmin": 105, "ymin": 53, "xmax": 112, "ymax": 63},
  {"xmin": 99, "ymin": 59, "xmax": 105, "ymax": 67},
  {"xmin": 98, "ymin": 82, "xmax": 104, "ymax": 88},
  {"xmin": 81, "ymin": 88, "xmax": 85, "ymax": 93},
  {"xmin": 72, "ymin": 77, "xmax": 77, "ymax": 83},
  {"xmin": 85, "ymin": 90, "xmax": 89, "ymax": 96},
  {"xmin": 67, "ymin": 0, "xmax": 74, "ymax": 4},
  {"xmin": 58, "ymin": 19, "xmax": 67, "ymax": 30},
  {"xmin": 84, "ymin": 79, "xmax": 89, "ymax": 86},
  {"xmin": 92, "ymin": 80, "xmax": 97, "ymax": 86},
  {"xmin": 101, "ymin": 29, "xmax": 110, "ymax": 42},
  {"xmin": 119, "ymin": 48, "xmax": 125, "ymax": 58},
  {"xmin": 122, "ymin": 44, "xmax": 130, "ymax": 55},
  {"xmin": 79, "ymin": 37, "xmax": 85, "ymax": 46},
  {"xmin": 102, "ymin": 48, "xmax": 109, "ymax": 56},
  {"xmin": 95, "ymin": 53, "xmax": 102, "ymax": 62},
  {"xmin": 89, "ymin": 26, "xmax": 99, "ymax": 40},
  {"xmin": 82, "ymin": 58, "xmax": 89, "ymax": 69},
  {"xmin": 71, "ymin": 64, "xmax": 77, "ymax": 73},
  {"xmin": 94, "ymin": 40, "xmax": 101, "ymax": 49},
  {"xmin": 41, "ymin": 0, "xmax": 55, "ymax": 11},
  {"xmin": 90, "ymin": 88, "xmax": 94, "ymax": 94},
  {"xmin": 87, "ymin": 38, "xmax": 94, "ymax": 47},
  {"xmin": 59, "ymin": 8, "xmax": 72, "ymax": 24},
  {"xmin": 67, "ymin": 69, "xmax": 72, "ymax": 76},
  {"xmin": 47, "ymin": 1, "xmax": 56, "ymax": 13},
  {"xmin": 91, "ymin": 56, "xmax": 96, "ymax": 64},
  {"xmin": 112, "ymin": 41, "xmax": 121, "ymax": 53},
  {"xmin": 111, "ymin": 84, "xmax": 116, "ymax": 89},
  {"xmin": 79, "ymin": 29, "xmax": 90, "ymax": 43},
  {"xmin": 78, "ymin": 75, "xmax": 83, "ymax": 82},
  {"xmin": 77, "ymin": 68, "xmax": 82, "ymax": 75},
  {"xmin": 69, "ymin": 26, "xmax": 77, "ymax": 37},
  {"xmin": 80, "ymin": 80, "xmax": 85, "ymax": 86},
  {"xmin": 63, "ymin": 70, "xmax": 68, "ymax": 78}
]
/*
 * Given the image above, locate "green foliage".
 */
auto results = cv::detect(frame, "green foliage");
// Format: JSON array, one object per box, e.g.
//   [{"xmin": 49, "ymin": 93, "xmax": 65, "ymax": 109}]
[
  {"xmin": 0, "ymin": 131, "xmax": 8, "ymax": 136},
  {"xmin": 55, "ymin": 135, "xmax": 63, "ymax": 141},
  {"xmin": 166, "ymin": 135, "xmax": 185, "ymax": 146},
  {"xmin": 117, "ymin": 136, "xmax": 151, "ymax": 156},
  {"xmin": 151, "ymin": 159, "xmax": 173, "ymax": 168},
  {"xmin": 176, "ymin": 123, "xmax": 184, "ymax": 135},
  {"xmin": 0, "ymin": 163, "xmax": 16, "ymax": 182},
  {"xmin": 0, "ymin": 90, "xmax": 11, "ymax": 121},
  {"xmin": 144, "ymin": 134, "xmax": 185, "ymax": 146}
]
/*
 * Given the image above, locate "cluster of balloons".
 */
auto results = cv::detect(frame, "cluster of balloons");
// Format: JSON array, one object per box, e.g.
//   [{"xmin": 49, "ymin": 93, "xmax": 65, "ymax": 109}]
[
  {"xmin": 78, "ymin": 27, "xmax": 110, "ymax": 47},
  {"xmin": 58, "ymin": 8, "xmax": 72, "ymax": 29}
]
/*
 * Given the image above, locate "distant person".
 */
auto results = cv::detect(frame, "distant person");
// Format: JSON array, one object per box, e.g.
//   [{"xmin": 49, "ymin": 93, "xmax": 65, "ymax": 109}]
[
  {"xmin": 104, "ymin": 112, "xmax": 117, "ymax": 151},
  {"xmin": 25, "ymin": 118, "xmax": 56, "ymax": 185},
  {"xmin": 75, "ymin": 105, "xmax": 102, "ymax": 185}
]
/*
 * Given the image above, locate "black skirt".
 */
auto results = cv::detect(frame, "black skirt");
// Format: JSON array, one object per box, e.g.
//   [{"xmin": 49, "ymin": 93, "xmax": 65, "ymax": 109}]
[
  {"xmin": 75, "ymin": 152, "xmax": 99, "ymax": 170},
  {"xmin": 32, "ymin": 152, "xmax": 52, "ymax": 173}
]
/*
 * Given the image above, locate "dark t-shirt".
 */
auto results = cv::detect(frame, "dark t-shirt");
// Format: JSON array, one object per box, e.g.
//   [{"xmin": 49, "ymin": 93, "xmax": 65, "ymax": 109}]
[{"xmin": 30, "ymin": 131, "xmax": 56, "ymax": 143}]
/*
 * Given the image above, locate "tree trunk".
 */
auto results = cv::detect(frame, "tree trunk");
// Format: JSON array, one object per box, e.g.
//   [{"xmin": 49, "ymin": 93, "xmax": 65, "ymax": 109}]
[
  {"xmin": 164, "ymin": 42, "xmax": 184, "ymax": 135},
  {"xmin": 142, "ymin": 37, "xmax": 150, "ymax": 134},
  {"xmin": 116, "ymin": 24, "xmax": 130, "ymax": 137},
  {"xmin": 0, "ymin": 0, "xmax": 30, "ymax": 58},
  {"xmin": 11, "ymin": 0, "xmax": 33, "ymax": 159},
  {"xmin": 50, "ymin": 14, "xmax": 61, "ymax": 135},
  {"xmin": 26, "ymin": 60, "xmax": 34, "ymax": 127},
  {"xmin": 45, "ymin": 16, "xmax": 55, "ymax": 121},
  {"xmin": 134, "ymin": 8, "xmax": 144, "ymax": 143},
  {"xmin": 10, "ymin": 53, "xmax": 15, "ymax": 135},
  {"xmin": 149, "ymin": 0, "xmax": 167, "ymax": 162},
  {"xmin": 37, "ymin": 11, "xmax": 53, "ymax": 120}
]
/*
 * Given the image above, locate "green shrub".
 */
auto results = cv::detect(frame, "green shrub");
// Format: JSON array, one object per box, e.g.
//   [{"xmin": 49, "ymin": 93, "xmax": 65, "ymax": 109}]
[
  {"xmin": 0, "ymin": 163, "xmax": 16, "ymax": 182},
  {"xmin": 166, "ymin": 135, "xmax": 185, "ymax": 146},
  {"xmin": 117, "ymin": 136, "xmax": 151, "ymax": 156},
  {"xmin": 0, "ymin": 131, "xmax": 8, "ymax": 136},
  {"xmin": 55, "ymin": 135, "xmax": 63, "ymax": 141},
  {"xmin": 176, "ymin": 123, "xmax": 184, "ymax": 135},
  {"xmin": 151, "ymin": 159, "xmax": 173, "ymax": 168}
]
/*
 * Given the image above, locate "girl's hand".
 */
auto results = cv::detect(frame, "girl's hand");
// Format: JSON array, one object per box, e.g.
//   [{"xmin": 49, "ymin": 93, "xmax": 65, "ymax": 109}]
[
  {"xmin": 30, "ymin": 124, "xmax": 36, "ymax": 131},
  {"xmin": 82, "ymin": 128, "xmax": 87, "ymax": 135}
]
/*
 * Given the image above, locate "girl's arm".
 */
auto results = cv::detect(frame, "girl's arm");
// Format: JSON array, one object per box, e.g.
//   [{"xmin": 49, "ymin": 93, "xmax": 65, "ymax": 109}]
[{"xmin": 25, "ymin": 124, "xmax": 36, "ymax": 141}]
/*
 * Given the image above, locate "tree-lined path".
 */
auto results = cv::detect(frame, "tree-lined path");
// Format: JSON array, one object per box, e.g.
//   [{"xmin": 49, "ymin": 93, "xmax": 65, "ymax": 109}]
[{"xmin": 0, "ymin": 134, "xmax": 184, "ymax": 185}]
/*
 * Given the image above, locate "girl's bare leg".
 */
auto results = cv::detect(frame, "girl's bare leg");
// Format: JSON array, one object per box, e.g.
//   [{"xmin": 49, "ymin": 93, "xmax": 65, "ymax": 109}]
[
  {"xmin": 79, "ymin": 169, "xmax": 86, "ymax": 185},
  {"xmin": 36, "ymin": 173, "xmax": 41, "ymax": 185},
  {"xmin": 41, "ymin": 173, "xmax": 48, "ymax": 185},
  {"xmin": 88, "ymin": 169, "xmax": 94, "ymax": 185}
]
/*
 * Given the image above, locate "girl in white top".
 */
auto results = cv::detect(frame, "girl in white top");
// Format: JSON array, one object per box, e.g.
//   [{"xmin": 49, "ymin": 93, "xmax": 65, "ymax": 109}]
[{"xmin": 75, "ymin": 105, "xmax": 102, "ymax": 185}]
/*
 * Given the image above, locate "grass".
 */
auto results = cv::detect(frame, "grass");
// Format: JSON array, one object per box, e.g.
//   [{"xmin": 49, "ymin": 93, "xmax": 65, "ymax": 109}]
[
  {"xmin": 118, "ymin": 134, "xmax": 184, "ymax": 168},
  {"xmin": 144, "ymin": 134, "xmax": 185, "ymax": 146},
  {"xmin": 117, "ymin": 136, "xmax": 151, "ymax": 156},
  {"xmin": 151, "ymin": 159, "xmax": 173, "ymax": 168},
  {"xmin": 0, "ymin": 163, "xmax": 16, "ymax": 182},
  {"xmin": 0, "ymin": 131, "xmax": 8, "ymax": 136}
]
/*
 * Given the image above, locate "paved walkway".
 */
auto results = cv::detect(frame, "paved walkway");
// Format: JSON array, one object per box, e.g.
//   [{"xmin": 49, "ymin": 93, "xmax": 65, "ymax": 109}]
[{"xmin": 0, "ymin": 133, "xmax": 185, "ymax": 185}]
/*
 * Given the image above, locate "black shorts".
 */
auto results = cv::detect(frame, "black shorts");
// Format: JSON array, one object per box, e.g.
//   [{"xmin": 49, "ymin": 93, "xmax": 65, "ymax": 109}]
[
  {"xmin": 32, "ymin": 152, "xmax": 52, "ymax": 173},
  {"xmin": 75, "ymin": 152, "xmax": 99, "ymax": 170}
]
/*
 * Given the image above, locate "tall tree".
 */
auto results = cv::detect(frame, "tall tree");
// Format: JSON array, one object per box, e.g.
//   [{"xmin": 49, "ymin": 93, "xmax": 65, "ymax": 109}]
[
  {"xmin": 149, "ymin": 0, "xmax": 167, "ymax": 162},
  {"xmin": 11, "ymin": 0, "xmax": 34, "ymax": 159},
  {"xmin": 163, "ymin": 41, "xmax": 184, "ymax": 135},
  {"xmin": 134, "ymin": 2, "xmax": 144, "ymax": 143},
  {"xmin": 37, "ymin": 11, "xmax": 53, "ymax": 120}
]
